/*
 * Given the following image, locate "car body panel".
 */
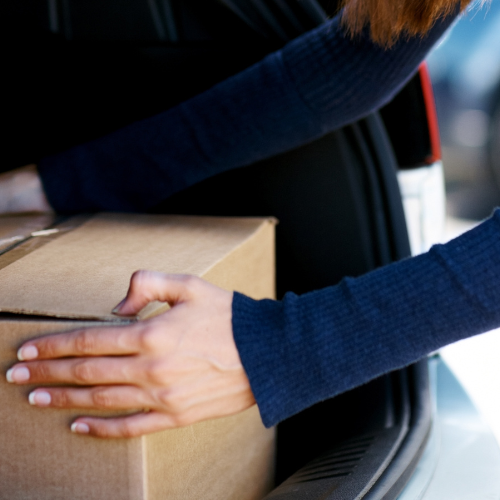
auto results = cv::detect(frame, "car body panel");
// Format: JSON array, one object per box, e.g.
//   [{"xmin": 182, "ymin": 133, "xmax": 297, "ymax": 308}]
[
  {"xmin": 397, "ymin": 161, "xmax": 446, "ymax": 255},
  {"xmin": 397, "ymin": 356, "xmax": 500, "ymax": 500}
]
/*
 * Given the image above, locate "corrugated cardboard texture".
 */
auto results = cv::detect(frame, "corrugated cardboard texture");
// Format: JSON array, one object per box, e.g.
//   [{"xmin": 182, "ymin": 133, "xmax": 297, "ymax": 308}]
[
  {"xmin": 0, "ymin": 322, "xmax": 275, "ymax": 500},
  {"xmin": 146, "ymin": 406, "xmax": 275, "ymax": 500},
  {"xmin": 0, "ymin": 320, "xmax": 145, "ymax": 500},
  {"xmin": 0, "ymin": 213, "xmax": 276, "ymax": 320},
  {"xmin": 0, "ymin": 214, "xmax": 276, "ymax": 500}
]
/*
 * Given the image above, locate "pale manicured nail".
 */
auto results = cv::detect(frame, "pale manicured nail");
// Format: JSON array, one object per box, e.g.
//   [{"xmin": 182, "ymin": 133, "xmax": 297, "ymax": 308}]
[
  {"xmin": 71, "ymin": 422, "xmax": 90, "ymax": 434},
  {"xmin": 29, "ymin": 391, "xmax": 51, "ymax": 406},
  {"xmin": 111, "ymin": 298, "xmax": 127, "ymax": 314},
  {"xmin": 6, "ymin": 366, "xmax": 30, "ymax": 383},
  {"xmin": 18, "ymin": 345, "xmax": 39, "ymax": 361}
]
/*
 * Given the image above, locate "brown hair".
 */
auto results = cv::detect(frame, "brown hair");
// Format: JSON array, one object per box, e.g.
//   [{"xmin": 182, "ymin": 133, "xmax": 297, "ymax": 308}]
[{"xmin": 340, "ymin": 0, "xmax": 475, "ymax": 47}]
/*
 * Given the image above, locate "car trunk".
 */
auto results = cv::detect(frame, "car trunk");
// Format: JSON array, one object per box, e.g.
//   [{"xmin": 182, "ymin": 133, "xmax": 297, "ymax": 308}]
[
  {"xmin": 3, "ymin": 1, "xmax": 434, "ymax": 497},
  {"xmin": 155, "ymin": 103, "xmax": 433, "ymax": 500}
]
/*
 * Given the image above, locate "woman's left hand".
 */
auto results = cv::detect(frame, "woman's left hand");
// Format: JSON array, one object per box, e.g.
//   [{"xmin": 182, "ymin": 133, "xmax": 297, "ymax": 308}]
[{"xmin": 6, "ymin": 271, "xmax": 256, "ymax": 438}]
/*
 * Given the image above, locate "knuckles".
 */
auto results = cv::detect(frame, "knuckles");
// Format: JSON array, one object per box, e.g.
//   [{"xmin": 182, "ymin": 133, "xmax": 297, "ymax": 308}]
[
  {"xmin": 50, "ymin": 390, "xmax": 71, "ymax": 408},
  {"xmin": 90, "ymin": 422, "xmax": 122, "ymax": 439},
  {"xmin": 72, "ymin": 361, "xmax": 96, "ymax": 384},
  {"xmin": 129, "ymin": 270, "xmax": 156, "ymax": 299},
  {"xmin": 176, "ymin": 274, "xmax": 202, "ymax": 295},
  {"xmin": 137, "ymin": 325, "xmax": 160, "ymax": 352},
  {"xmin": 36, "ymin": 338, "xmax": 58, "ymax": 359},
  {"xmin": 107, "ymin": 420, "xmax": 139, "ymax": 439},
  {"xmin": 157, "ymin": 388, "xmax": 189, "ymax": 415},
  {"xmin": 74, "ymin": 331, "xmax": 96, "ymax": 355},
  {"xmin": 144, "ymin": 360, "xmax": 170, "ymax": 385},
  {"xmin": 31, "ymin": 362, "xmax": 52, "ymax": 381},
  {"xmin": 91, "ymin": 388, "xmax": 115, "ymax": 409},
  {"xmin": 176, "ymin": 274, "xmax": 196, "ymax": 287}
]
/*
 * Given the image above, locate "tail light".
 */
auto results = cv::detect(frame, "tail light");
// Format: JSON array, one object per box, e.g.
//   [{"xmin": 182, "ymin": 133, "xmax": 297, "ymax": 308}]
[{"xmin": 419, "ymin": 62, "xmax": 442, "ymax": 164}]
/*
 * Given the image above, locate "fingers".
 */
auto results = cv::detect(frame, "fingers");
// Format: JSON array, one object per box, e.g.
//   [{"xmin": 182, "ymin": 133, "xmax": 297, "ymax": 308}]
[
  {"xmin": 113, "ymin": 271, "xmax": 198, "ymax": 316},
  {"xmin": 7, "ymin": 356, "xmax": 139, "ymax": 385},
  {"xmin": 71, "ymin": 411, "xmax": 180, "ymax": 438},
  {"xmin": 17, "ymin": 323, "xmax": 145, "ymax": 361},
  {"xmin": 17, "ymin": 272, "xmax": 206, "ymax": 361},
  {"xmin": 7, "ymin": 271, "xmax": 241, "ymax": 439},
  {"xmin": 69, "ymin": 391, "xmax": 256, "ymax": 439},
  {"xmin": 29, "ymin": 385, "xmax": 155, "ymax": 411}
]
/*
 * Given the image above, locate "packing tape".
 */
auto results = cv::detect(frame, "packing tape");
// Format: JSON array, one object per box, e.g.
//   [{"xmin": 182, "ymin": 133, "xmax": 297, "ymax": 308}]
[
  {"xmin": 0, "ymin": 215, "xmax": 91, "ymax": 271},
  {"xmin": 0, "ymin": 229, "xmax": 61, "ymax": 248},
  {"xmin": 30, "ymin": 228, "xmax": 61, "ymax": 237},
  {"xmin": 0, "ymin": 235, "xmax": 25, "ymax": 247}
]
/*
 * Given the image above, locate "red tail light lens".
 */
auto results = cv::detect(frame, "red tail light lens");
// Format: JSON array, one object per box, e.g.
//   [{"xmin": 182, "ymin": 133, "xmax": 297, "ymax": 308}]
[{"xmin": 419, "ymin": 62, "xmax": 442, "ymax": 164}]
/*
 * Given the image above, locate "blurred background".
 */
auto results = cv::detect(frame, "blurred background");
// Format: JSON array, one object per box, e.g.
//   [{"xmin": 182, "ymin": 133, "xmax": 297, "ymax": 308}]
[
  {"xmin": 426, "ymin": 0, "xmax": 500, "ymax": 446},
  {"xmin": 427, "ymin": 0, "xmax": 500, "ymax": 220}
]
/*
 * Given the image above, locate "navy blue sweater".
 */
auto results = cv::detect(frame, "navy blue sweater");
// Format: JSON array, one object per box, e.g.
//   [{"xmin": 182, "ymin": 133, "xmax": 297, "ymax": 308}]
[
  {"xmin": 233, "ymin": 212, "xmax": 500, "ymax": 426},
  {"xmin": 36, "ymin": 9, "xmax": 498, "ymax": 429},
  {"xmin": 38, "ymin": 12, "xmax": 457, "ymax": 212}
]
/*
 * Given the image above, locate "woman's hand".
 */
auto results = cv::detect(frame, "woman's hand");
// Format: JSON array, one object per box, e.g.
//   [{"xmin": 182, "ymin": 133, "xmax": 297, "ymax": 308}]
[
  {"xmin": 0, "ymin": 165, "xmax": 53, "ymax": 213},
  {"xmin": 6, "ymin": 271, "xmax": 255, "ymax": 438}
]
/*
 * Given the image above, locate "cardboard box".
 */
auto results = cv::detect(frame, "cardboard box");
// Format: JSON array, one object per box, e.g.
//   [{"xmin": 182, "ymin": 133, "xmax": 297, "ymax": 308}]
[{"xmin": 0, "ymin": 214, "xmax": 276, "ymax": 500}]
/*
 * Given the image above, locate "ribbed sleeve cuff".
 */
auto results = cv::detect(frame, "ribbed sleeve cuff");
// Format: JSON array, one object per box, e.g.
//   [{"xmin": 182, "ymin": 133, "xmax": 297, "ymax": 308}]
[
  {"xmin": 232, "ymin": 293, "xmax": 290, "ymax": 428},
  {"xmin": 233, "ymin": 210, "xmax": 500, "ymax": 427}
]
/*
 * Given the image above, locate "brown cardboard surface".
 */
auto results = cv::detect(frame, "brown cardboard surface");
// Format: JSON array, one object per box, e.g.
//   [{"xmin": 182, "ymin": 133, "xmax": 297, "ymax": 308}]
[
  {"xmin": 0, "ymin": 320, "xmax": 275, "ymax": 500},
  {"xmin": 146, "ymin": 405, "xmax": 275, "ymax": 500},
  {"xmin": 0, "ymin": 320, "xmax": 145, "ymax": 500},
  {"xmin": 0, "ymin": 213, "xmax": 276, "ymax": 320},
  {"xmin": 0, "ymin": 214, "xmax": 276, "ymax": 500}
]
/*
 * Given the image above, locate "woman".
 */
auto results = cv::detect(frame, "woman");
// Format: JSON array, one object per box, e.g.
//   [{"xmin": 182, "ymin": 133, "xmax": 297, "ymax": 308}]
[{"xmin": 6, "ymin": 0, "xmax": 496, "ymax": 438}]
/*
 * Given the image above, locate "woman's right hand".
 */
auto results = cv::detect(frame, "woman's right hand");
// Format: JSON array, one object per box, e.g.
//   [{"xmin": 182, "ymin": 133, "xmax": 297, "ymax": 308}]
[
  {"xmin": 0, "ymin": 165, "xmax": 54, "ymax": 214},
  {"xmin": 9, "ymin": 271, "xmax": 254, "ymax": 438}
]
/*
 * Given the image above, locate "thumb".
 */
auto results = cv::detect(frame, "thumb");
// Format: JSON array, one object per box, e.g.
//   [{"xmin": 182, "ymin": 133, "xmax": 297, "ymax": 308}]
[{"xmin": 112, "ymin": 271, "xmax": 193, "ymax": 316}]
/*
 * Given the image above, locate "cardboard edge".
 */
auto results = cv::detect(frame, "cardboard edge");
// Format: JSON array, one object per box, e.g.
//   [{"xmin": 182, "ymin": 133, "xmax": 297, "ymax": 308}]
[
  {"xmin": 0, "ymin": 308, "xmax": 135, "ymax": 323},
  {"xmin": 140, "ymin": 218, "xmax": 277, "ymax": 320},
  {"xmin": 0, "ymin": 216, "xmax": 277, "ymax": 322}
]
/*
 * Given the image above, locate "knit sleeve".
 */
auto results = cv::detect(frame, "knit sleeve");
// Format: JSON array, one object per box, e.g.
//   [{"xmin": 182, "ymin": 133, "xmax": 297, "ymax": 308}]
[
  {"xmin": 232, "ymin": 210, "xmax": 500, "ymax": 427},
  {"xmin": 38, "ymin": 10, "xmax": 457, "ymax": 212}
]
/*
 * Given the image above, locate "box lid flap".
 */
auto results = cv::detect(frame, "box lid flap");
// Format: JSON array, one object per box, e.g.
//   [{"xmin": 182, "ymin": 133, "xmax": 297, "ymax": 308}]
[{"xmin": 0, "ymin": 213, "xmax": 272, "ymax": 321}]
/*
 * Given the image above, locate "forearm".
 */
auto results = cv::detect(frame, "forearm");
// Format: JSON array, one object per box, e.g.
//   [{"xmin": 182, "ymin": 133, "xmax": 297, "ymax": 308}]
[
  {"xmin": 233, "ymin": 210, "xmax": 500, "ymax": 427},
  {"xmin": 38, "ymin": 10, "xmax": 458, "ymax": 213}
]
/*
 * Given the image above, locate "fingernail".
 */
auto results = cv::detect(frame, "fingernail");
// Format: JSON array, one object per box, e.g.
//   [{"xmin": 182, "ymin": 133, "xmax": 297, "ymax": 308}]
[
  {"xmin": 29, "ymin": 391, "xmax": 51, "ymax": 406},
  {"xmin": 112, "ymin": 298, "xmax": 127, "ymax": 314},
  {"xmin": 6, "ymin": 366, "xmax": 30, "ymax": 383},
  {"xmin": 18, "ymin": 345, "xmax": 39, "ymax": 361},
  {"xmin": 71, "ymin": 422, "xmax": 90, "ymax": 434}
]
